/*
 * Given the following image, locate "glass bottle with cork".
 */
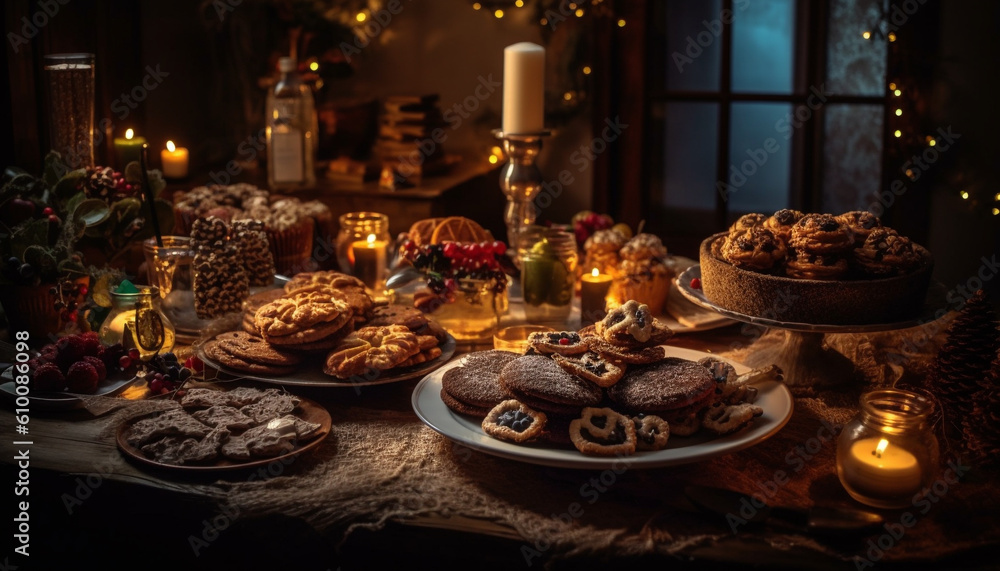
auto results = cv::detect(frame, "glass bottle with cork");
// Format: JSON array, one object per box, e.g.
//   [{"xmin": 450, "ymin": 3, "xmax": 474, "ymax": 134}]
[{"xmin": 266, "ymin": 57, "xmax": 317, "ymax": 190}]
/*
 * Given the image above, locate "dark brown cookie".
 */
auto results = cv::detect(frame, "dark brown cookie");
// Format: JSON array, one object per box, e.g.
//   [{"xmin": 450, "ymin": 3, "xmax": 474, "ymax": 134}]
[
  {"xmin": 203, "ymin": 340, "xmax": 296, "ymax": 376},
  {"xmin": 440, "ymin": 387, "xmax": 493, "ymax": 417},
  {"xmin": 215, "ymin": 331, "xmax": 302, "ymax": 366},
  {"xmin": 441, "ymin": 350, "xmax": 520, "ymax": 410},
  {"xmin": 607, "ymin": 358, "xmax": 716, "ymax": 415},
  {"xmin": 498, "ymin": 355, "xmax": 603, "ymax": 409},
  {"xmin": 368, "ymin": 304, "xmax": 429, "ymax": 330}
]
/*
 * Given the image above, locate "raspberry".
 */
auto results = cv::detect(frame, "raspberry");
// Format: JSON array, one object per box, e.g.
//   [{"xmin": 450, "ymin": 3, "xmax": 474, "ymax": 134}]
[
  {"xmin": 66, "ymin": 362, "xmax": 99, "ymax": 394},
  {"xmin": 83, "ymin": 356, "xmax": 107, "ymax": 382},
  {"xmin": 32, "ymin": 363, "xmax": 66, "ymax": 392},
  {"xmin": 56, "ymin": 335, "xmax": 87, "ymax": 371},
  {"xmin": 690, "ymin": 277, "xmax": 702, "ymax": 290},
  {"xmin": 40, "ymin": 344, "xmax": 58, "ymax": 362},
  {"xmin": 80, "ymin": 331, "xmax": 102, "ymax": 357}
]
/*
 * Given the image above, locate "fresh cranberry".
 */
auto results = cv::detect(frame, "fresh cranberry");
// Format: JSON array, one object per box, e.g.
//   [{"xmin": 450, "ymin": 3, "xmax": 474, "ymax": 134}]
[{"xmin": 690, "ymin": 277, "xmax": 702, "ymax": 289}]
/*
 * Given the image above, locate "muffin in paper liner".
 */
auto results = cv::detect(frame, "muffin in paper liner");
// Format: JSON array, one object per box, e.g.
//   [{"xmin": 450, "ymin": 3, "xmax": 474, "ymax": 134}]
[{"xmin": 266, "ymin": 216, "xmax": 315, "ymax": 276}]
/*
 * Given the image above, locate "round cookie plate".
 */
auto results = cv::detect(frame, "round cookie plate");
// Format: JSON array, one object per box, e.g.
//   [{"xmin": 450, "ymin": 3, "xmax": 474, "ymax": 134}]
[
  {"xmin": 0, "ymin": 366, "xmax": 139, "ymax": 411},
  {"xmin": 199, "ymin": 333, "xmax": 457, "ymax": 388},
  {"xmin": 676, "ymin": 266, "xmax": 948, "ymax": 333},
  {"xmin": 115, "ymin": 396, "xmax": 331, "ymax": 472},
  {"xmin": 412, "ymin": 346, "xmax": 793, "ymax": 470}
]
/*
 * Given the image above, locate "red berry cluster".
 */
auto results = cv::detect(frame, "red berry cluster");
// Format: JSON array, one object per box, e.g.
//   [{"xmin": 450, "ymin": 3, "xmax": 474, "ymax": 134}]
[
  {"xmin": 401, "ymin": 240, "xmax": 509, "ymax": 294},
  {"xmin": 142, "ymin": 352, "xmax": 201, "ymax": 395},
  {"xmin": 84, "ymin": 166, "xmax": 135, "ymax": 202},
  {"xmin": 29, "ymin": 332, "xmax": 137, "ymax": 394},
  {"xmin": 572, "ymin": 212, "xmax": 614, "ymax": 247},
  {"xmin": 49, "ymin": 279, "xmax": 88, "ymax": 321}
]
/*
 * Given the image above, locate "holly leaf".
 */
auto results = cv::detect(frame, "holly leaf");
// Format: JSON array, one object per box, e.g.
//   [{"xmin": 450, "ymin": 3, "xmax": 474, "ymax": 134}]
[
  {"xmin": 42, "ymin": 151, "xmax": 71, "ymax": 189},
  {"xmin": 73, "ymin": 199, "xmax": 111, "ymax": 228},
  {"xmin": 54, "ymin": 169, "xmax": 87, "ymax": 203}
]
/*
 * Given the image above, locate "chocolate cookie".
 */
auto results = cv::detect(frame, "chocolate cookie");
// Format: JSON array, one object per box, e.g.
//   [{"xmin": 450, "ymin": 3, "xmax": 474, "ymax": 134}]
[
  {"xmin": 441, "ymin": 350, "xmax": 520, "ymax": 412},
  {"xmin": 368, "ymin": 305, "xmax": 429, "ymax": 330},
  {"xmin": 440, "ymin": 388, "xmax": 493, "ymax": 417},
  {"xmin": 215, "ymin": 331, "xmax": 302, "ymax": 366},
  {"xmin": 585, "ymin": 336, "xmax": 666, "ymax": 365},
  {"xmin": 498, "ymin": 355, "xmax": 603, "ymax": 410},
  {"xmin": 203, "ymin": 340, "xmax": 296, "ymax": 376},
  {"xmin": 607, "ymin": 358, "xmax": 716, "ymax": 416}
]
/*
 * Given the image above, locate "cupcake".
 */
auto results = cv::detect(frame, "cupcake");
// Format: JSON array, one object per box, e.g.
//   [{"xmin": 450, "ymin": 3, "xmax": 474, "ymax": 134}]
[
  {"xmin": 613, "ymin": 233, "xmax": 672, "ymax": 314},
  {"xmin": 583, "ymin": 228, "xmax": 628, "ymax": 277}
]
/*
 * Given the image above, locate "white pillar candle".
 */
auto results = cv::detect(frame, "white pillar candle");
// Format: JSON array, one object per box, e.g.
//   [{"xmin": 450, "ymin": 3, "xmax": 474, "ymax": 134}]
[{"xmin": 502, "ymin": 42, "xmax": 545, "ymax": 134}]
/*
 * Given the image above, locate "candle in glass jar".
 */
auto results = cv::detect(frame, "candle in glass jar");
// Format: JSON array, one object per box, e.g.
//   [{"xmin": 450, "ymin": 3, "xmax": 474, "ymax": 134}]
[
  {"xmin": 842, "ymin": 437, "xmax": 922, "ymax": 498},
  {"xmin": 160, "ymin": 140, "xmax": 189, "ymax": 179},
  {"xmin": 114, "ymin": 128, "xmax": 146, "ymax": 167},
  {"xmin": 580, "ymin": 268, "xmax": 613, "ymax": 325},
  {"xmin": 352, "ymin": 233, "xmax": 386, "ymax": 289},
  {"xmin": 502, "ymin": 42, "xmax": 545, "ymax": 134}
]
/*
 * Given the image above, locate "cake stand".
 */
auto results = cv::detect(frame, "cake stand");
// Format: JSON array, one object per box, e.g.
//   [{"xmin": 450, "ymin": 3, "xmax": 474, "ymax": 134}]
[{"xmin": 676, "ymin": 266, "xmax": 948, "ymax": 387}]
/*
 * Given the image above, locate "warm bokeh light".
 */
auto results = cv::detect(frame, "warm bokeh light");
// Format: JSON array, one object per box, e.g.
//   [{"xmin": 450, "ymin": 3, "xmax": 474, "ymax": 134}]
[
  {"xmin": 488, "ymin": 155, "xmax": 498, "ymax": 164},
  {"xmin": 993, "ymin": 208, "xmax": 1000, "ymax": 216},
  {"xmin": 582, "ymin": 66, "xmax": 592, "ymax": 75},
  {"xmin": 563, "ymin": 92, "xmax": 573, "ymax": 101},
  {"xmin": 356, "ymin": 12, "xmax": 366, "ymax": 22},
  {"xmin": 888, "ymin": 32, "xmax": 897, "ymax": 42},
  {"xmin": 309, "ymin": 61, "xmax": 319, "ymax": 71},
  {"xmin": 515, "ymin": 0, "xmax": 524, "ymax": 6},
  {"xmin": 472, "ymin": 2, "xmax": 481, "ymax": 9},
  {"xmin": 994, "ymin": 193, "xmax": 1000, "ymax": 201},
  {"xmin": 617, "ymin": 19, "xmax": 626, "ymax": 27},
  {"xmin": 929, "ymin": 139, "xmax": 936, "ymax": 147},
  {"xmin": 895, "ymin": 109, "xmax": 903, "ymax": 116},
  {"xmin": 862, "ymin": 31, "xmax": 871, "ymax": 40},
  {"xmin": 494, "ymin": 9, "xmax": 503, "ymax": 18},
  {"xmin": 575, "ymin": 8, "xmax": 584, "ymax": 17},
  {"xmin": 894, "ymin": 130, "xmax": 902, "ymax": 138},
  {"xmin": 894, "ymin": 89, "xmax": 902, "ymax": 96},
  {"xmin": 961, "ymin": 191, "xmax": 970, "ymax": 200},
  {"xmin": 888, "ymin": 82, "xmax": 897, "ymax": 90}
]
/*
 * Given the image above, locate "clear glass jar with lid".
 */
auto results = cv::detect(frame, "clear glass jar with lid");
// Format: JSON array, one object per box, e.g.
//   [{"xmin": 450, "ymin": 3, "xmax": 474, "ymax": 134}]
[{"xmin": 836, "ymin": 389, "xmax": 939, "ymax": 509}]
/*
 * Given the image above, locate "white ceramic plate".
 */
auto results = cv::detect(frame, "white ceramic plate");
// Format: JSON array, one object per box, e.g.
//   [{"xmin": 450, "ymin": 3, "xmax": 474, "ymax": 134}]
[
  {"xmin": 412, "ymin": 346, "xmax": 793, "ymax": 470},
  {"xmin": 0, "ymin": 366, "xmax": 138, "ymax": 410}
]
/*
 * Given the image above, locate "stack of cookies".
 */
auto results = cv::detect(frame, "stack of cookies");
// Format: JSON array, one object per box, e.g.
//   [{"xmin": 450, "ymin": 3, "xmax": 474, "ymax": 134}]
[
  {"xmin": 441, "ymin": 299, "xmax": 780, "ymax": 457},
  {"xmin": 201, "ymin": 271, "xmax": 449, "ymax": 380}
]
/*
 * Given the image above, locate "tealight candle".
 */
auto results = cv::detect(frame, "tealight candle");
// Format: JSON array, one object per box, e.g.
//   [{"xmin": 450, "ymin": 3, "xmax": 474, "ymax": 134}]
[
  {"xmin": 580, "ymin": 268, "xmax": 613, "ymax": 325},
  {"xmin": 113, "ymin": 128, "xmax": 146, "ymax": 168},
  {"xmin": 502, "ymin": 42, "xmax": 545, "ymax": 134},
  {"xmin": 352, "ymin": 233, "xmax": 386, "ymax": 289},
  {"xmin": 836, "ymin": 389, "xmax": 938, "ymax": 509},
  {"xmin": 160, "ymin": 140, "xmax": 189, "ymax": 179}
]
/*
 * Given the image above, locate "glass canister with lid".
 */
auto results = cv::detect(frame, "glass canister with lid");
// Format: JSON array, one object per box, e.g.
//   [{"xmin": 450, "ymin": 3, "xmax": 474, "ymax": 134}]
[{"xmin": 519, "ymin": 226, "xmax": 578, "ymax": 324}]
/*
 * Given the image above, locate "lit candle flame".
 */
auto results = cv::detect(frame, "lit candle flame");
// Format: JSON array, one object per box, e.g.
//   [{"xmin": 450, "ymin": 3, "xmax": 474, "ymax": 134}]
[
  {"xmin": 166, "ymin": 140, "xmax": 176, "ymax": 152},
  {"xmin": 591, "ymin": 268, "xmax": 600, "ymax": 278},
  {"xmin": 874, "ymin": 438, "xmax": 889, "ymax": 458},
  {"xmin": 125, "ymin": 128, "xmax": 134, "ymax": 140},
  {"xmin": 366, "ymin": 233, "xmax": 376, "ymax": 245}
]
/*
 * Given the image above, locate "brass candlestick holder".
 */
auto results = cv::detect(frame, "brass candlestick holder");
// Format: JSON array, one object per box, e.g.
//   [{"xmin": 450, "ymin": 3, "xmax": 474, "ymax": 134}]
[{"xmin": 494, "ymin": 129, "xmax": 551, "ymax": 257}]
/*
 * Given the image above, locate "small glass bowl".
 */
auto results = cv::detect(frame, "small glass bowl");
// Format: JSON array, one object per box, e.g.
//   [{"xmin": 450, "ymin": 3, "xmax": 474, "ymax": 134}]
[{"xmin": 493, "ymin": 325, "xmax": 553, "ymax": 353}]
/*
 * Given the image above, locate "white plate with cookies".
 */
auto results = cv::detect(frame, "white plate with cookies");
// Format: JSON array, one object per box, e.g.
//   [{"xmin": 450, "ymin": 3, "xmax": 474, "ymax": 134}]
[{"xmin": 412, "ymin": 346, "xmax": 793, "ymax": 470}]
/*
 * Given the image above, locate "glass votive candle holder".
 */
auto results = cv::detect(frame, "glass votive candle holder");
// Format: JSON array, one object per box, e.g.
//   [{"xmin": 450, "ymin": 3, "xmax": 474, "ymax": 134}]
[
  {"xmin": 494, "ymin": 325, "xmax": 553, "ymax": 353},
  {"xmin": 335, "ymin": 212, "xmax": 391, "ymax": 289},
  {"xmin": 837, "ymin": 389, "xmax": 939, "ymax": 509}
]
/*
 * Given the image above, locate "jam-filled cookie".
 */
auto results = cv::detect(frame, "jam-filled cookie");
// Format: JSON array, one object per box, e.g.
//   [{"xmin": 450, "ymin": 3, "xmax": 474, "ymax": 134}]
[
  {"xmin": 482, "ymin": 400, "xmax": 548, "ymax": 443},
  {"xmin": 702, "ymin": 402, "xmax": 764, "ymax": 435},
  {"xmin": 569, "ymin": 407, "xmax": 638, "ymax": 456},
  {"xmin": 836, "ymin": 210, "xmax": 882, "ymax": 246},
  {"xmin": 721, "ymin": 227, "xmax": 787, "ymax": 272},
  {"xmin": 853, "ymin": 227, "xmax": 924, "ymax": 276},
  {"xmin": 762, "ymin": 209, "xmax": 805, "ymax": 244},
  {"xmin": 552, "ymin": 351, "xmax": 625, "ymax": 387},
  {"xmin": 788, "ymin": 214, "xmax": 855, "ymax": 255},
  {"xmin": 596, "ymin": 300, "xmax": 673, "ymax": 348},
  {"xmin": 785, "ymin": 250, "xmax": 849, "ymax": 280},
  {"xmin": 632, "ymin": 414, "xmax": 670, "ymax": 451},
  {"xmin": 727, "ymin": 213, "xmax": 768, "ymax": 237},
  {"xmin": 526, "ymin": 331, "xmax": 588, "ymax": 356}
]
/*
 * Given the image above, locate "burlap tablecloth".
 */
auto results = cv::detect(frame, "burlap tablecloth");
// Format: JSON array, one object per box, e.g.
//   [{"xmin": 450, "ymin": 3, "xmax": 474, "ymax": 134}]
[{"xmin": 99, "ymin": 320, "xmax": 1000, "ymax": 566}]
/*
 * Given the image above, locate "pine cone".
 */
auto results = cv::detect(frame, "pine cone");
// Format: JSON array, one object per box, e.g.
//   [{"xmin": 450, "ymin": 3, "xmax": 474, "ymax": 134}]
[
  {"xmin": 85, "ymin": 166, "xmax": 128, "ymax": 201},
  {"xmin": 962, "ymin": 352, "xmax": 1000, "ymax": 466},
  {"xmin": 928, "ymin": 290, "xmax": 998, "ymax": 439}
]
